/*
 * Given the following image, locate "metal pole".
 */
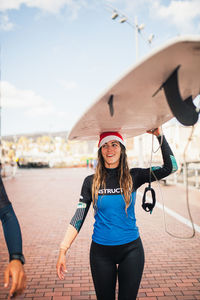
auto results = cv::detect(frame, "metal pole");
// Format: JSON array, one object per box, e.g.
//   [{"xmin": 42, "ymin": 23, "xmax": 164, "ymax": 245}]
[
  {"xmin": 135, "ymin": 16, "xmax": 144, "ymax": 166},
  {"xmin": 135, "ymin": 16, "xmax": 139, "ymax": 61}
]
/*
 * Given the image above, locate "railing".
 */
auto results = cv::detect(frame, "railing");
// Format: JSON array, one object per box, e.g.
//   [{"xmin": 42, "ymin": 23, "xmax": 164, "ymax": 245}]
[{"xmin": 166, "ymin": 163, "xmax": 200, "ymax": 189}]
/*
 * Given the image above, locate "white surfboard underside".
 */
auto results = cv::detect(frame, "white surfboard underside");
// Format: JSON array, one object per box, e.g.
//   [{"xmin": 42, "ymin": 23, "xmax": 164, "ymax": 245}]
[{"xmin": 69, "ymin": 36, "xmax": 200, "ymax": 141}]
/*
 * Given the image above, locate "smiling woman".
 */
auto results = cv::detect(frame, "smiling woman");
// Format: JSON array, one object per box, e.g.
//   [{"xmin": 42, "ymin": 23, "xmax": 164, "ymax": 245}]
[{"xmin": 56, "ymin": 128, "xmax": 178, "ymax": 300}]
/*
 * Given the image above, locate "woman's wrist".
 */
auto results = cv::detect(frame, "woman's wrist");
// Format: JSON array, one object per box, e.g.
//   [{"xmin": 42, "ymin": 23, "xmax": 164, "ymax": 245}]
[
  {"xmin": 59, "ymin": 246, "xmax": 69, "ymax": 255},
  {"xmin": 156, "ymin": 133, "xmax": 162, "ymax": 137}
]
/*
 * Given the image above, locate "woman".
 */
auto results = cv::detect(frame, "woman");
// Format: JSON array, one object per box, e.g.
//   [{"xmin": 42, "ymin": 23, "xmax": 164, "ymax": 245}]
[{"xmin": 56, "ymin": 128, "xmax": 178, "ymax": 300}]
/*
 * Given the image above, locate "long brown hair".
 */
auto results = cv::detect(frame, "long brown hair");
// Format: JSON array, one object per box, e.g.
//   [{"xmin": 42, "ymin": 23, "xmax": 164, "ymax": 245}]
[{"xmin": 92, "ymin": 144, "xmax": 133, "ymax": 212}]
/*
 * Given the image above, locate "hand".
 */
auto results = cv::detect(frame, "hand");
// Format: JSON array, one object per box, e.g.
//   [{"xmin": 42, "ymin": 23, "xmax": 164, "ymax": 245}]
[
  {"xmin": 4, "ymin": 260, "xmax": 26, "ymax": 298},
  {"xmin": 56, "ymin": 250, "xmax": 67, "ymax": 280},
  {"xmin": 147, "ymin": 127, "xmax": 161, "ymax": 137}
]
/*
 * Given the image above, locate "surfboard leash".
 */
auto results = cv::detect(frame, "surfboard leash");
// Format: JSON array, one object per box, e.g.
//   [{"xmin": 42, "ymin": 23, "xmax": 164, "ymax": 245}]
[
  {"xmin": 149, "ymin": 127, "xmax": 196, "ymax": 239},
  {"xmin": 142, "ymin": 128, "xmax": 164, "ymax": 214}
]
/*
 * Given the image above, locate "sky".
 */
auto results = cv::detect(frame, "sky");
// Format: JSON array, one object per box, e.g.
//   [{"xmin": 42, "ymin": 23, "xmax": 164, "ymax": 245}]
[{"xmin": 0, "ymin": 0, "xmax": 200, "ymax": 136}]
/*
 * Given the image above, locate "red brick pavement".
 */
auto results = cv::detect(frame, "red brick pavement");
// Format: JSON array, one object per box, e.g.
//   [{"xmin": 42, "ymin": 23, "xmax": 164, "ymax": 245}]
[{"xmin": 0, "ymin": 168, "xmax": 200, "ymax": 300}]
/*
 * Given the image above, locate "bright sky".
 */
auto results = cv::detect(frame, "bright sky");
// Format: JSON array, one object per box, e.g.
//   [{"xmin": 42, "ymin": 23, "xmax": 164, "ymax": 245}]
[{"xmin": 0, "ymin": 0, "xmax": 200, "ymax": 136}]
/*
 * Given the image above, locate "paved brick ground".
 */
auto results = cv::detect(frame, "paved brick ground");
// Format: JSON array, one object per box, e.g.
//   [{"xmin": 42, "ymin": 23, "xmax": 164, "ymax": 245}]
[{"xmin": 0, "ymin": 168, "xmax": 200, "ymax": 300}]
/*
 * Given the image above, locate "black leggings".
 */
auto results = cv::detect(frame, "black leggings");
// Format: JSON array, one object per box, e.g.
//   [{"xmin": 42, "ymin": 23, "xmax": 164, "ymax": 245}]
[{"xmin": 90, "ymin": 237, "xmax": 144, "ymax": 300}]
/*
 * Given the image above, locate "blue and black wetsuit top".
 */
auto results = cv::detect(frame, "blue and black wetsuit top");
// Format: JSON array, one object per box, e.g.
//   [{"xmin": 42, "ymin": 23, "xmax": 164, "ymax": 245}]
[
  {"xmin": 70, "ymin": 135, "xmax": 178, "ymax": 246},
  {"xmin": 0, "ymin": 175, "xmax": 23, "ymax": 261}
]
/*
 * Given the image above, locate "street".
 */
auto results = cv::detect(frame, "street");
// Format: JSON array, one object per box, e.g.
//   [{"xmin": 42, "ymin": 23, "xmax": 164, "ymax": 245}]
[{"xmin": 0, "ymin": 168, "xmax": 200, "ymax": 300}]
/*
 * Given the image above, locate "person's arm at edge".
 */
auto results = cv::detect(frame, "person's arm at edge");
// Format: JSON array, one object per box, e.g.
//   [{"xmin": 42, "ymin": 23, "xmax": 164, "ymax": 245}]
[
  {"xmin": 0, "ymin": 204, "xmax": 23, "ymax": 259},
  {"xmin": 0, "ymin": 180, "xmax": 26, "ymax": 298},
  {"xmin": 4, "ymin": 260, "xmax": 26, "ymax": 298}
]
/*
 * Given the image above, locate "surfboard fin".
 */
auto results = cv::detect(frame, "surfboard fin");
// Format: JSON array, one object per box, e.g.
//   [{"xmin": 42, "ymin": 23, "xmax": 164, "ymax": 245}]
[
  {"xmin": 161, "ymin": 66, "xmax": 199, "ymax": 126},
  {"xmin": 108, "ymin": 94, "xmax": 114, "ymax": 117}
]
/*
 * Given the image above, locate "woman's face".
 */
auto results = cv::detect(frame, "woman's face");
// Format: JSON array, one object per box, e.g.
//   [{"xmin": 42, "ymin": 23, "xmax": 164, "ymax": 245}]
[{"xmin": 101, "ymin": 140, "xmax": 121, "ymax": 168}]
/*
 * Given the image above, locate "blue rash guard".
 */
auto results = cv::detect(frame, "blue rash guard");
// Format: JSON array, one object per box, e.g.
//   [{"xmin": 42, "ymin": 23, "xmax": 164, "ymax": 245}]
[
  {"xmin": 0, "ymin": 175, "xmax": 23, "ymax": 260},
  {"xmin": 92, "ymin": 179, "xmax": 138, "ymax": 245},
  {"xmin": 70, "ymin": 135, "xmax": 178, "ymax": 246}
]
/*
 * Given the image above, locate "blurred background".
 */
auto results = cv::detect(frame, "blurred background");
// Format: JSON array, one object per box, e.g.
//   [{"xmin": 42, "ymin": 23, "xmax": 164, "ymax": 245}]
[{"xmin": 0, "ymin": 0, "xmax": 200, "ymax": 188}]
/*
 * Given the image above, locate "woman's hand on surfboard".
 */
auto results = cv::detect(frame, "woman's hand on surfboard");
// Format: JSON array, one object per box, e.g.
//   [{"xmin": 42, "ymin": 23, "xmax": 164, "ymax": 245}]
[{"xmin": 146, "ymin": 127, "xmax": 161, "ymax": 137}]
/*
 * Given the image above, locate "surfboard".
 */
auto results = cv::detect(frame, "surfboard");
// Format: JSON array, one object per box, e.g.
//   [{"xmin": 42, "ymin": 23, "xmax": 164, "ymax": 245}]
[{"xmin": 68, "ymin": 35, "xmax": 200, "ymax": 141}]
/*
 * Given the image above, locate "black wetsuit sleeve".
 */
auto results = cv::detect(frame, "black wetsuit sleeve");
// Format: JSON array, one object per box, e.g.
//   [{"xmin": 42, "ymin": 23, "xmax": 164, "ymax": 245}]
[
  {"xmin": 0, "ymin": 175, "xmax": 11, "ymax": 209},
  {"xmin": 0, "ymin": 204, "xmax": 23, "ymax": 259},
  {"xmin": 70, "ymin": 175, "xmax": 93, "ymax": 232},
  {"xmin": 0, "ymin": 176, "xmax": 23, "ymax": 259},
  {"xmin": 131, "ymin": 135, "xmax": 178, "ymax": 190}
]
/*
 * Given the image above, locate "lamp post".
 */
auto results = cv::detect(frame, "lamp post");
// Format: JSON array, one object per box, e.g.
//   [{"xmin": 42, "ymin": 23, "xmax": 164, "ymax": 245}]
[
  {"xmin": 110, "ymin": 9, "xmax": 154, "ymax": 61},
  {"xmin": 110, "ymin": 9, "xmax": 154, "ymax": 166}
]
